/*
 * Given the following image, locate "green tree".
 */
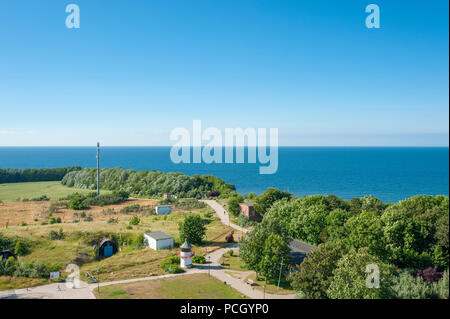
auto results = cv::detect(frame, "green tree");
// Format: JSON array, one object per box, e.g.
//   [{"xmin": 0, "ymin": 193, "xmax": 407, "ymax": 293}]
[
  {"xmin": 289, "ymin": 242, "xmax": 347, "ymax": 299},
  {"xmin": 343, "ymin": 211, "xmax": 386, "ymax": 259},
  {"xmin": 327, "ymin": 248, "xmax": 395, "ymax": 299},
  {"xmin": 178, "ymin": 214, "xmax": 206, "ymax": 245},
  {"xmin": 381, "ymin": 195, "xmax": 448, "ymax": 269},
  {"xmin": 228, "ymin": 195, "xmax": 243, "ymax": 217},
  {"xmin": 254, "ymin": 188, "xmax": 291, "ymax": 216},
  {"xmin": 239, "ymin": 225, "xmax": 267, "ymax": 274},
  {"xmin": 258, "ymin": 233, "xmax": 291, "ymax": 280},
  {"xmin": 325, "ymin": 208, "xmax": 354, "ymax": 242}
]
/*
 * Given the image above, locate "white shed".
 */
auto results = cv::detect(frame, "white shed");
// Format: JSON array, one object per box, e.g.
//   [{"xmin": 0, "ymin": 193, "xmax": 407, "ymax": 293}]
[
  {"xmin": 144, "ymin": 232, "xmax": 174, "ymax": 250},
  {"xmin": 155, "ymin": 205, "xmax": 172, "ymax": 215}
]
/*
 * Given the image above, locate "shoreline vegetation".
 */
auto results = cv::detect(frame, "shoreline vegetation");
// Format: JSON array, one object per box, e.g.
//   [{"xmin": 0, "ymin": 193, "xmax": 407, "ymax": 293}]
[{"xmin": 0, "ymin": 166, "xmax": 449, "ymax": 299}]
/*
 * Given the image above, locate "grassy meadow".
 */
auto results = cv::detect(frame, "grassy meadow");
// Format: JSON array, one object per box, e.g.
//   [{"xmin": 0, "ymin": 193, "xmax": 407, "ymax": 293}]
[
  {"xmin": 94, "ymin": 273, "xmax": 247, "ymax": 299},
  {"xmin": 0, "ymin": 181, "xmax": 109, "ymax": 202},
  {"xmin": 0, "ymin": 183, "xmax": 236, "ymax": 289}
]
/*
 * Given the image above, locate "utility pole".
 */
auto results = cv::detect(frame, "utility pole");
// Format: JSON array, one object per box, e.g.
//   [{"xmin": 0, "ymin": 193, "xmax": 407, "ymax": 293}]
[
  {"xmin": 277, "ymin": 257, "xmax": 284, "ymax": 291},
  {"xmin": 96, "ymin": 142, "xmax": 100, "ymax": 196}
]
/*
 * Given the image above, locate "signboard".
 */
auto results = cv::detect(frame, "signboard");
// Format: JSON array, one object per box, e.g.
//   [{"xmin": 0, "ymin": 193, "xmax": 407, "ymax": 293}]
[{"xmin": 50, "ymin": 271, "xmax": 60, "ymax": 280}]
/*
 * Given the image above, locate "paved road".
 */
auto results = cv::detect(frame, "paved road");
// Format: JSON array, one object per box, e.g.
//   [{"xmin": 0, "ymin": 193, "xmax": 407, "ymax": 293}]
[{"xmin": 0, "ymin": 200, "xmax": 294, "ymax": 299}]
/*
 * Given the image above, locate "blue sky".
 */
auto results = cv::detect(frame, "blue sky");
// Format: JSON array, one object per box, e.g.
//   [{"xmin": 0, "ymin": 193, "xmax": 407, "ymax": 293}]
[{"xmin": 0, "ymin": 0, "xmax": 448, "ymax": 146}]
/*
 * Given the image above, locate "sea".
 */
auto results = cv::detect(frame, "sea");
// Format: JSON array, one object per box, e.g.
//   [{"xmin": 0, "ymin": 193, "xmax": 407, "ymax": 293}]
[{"xmin": 0, "ymin": 147, "xmax": 448, "ymax": 203}]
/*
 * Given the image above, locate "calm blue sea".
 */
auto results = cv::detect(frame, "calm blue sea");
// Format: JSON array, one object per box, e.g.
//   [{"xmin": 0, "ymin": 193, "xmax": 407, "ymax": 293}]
[{"xmin": 0, "ymin": 147, "xmax": 448, "ymax": 203}]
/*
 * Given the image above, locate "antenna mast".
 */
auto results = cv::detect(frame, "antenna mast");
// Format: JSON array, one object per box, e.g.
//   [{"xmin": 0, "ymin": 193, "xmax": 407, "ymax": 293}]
[{"xmin": 97, "ymin": 142, "xmax": 100, "ymax": 196}]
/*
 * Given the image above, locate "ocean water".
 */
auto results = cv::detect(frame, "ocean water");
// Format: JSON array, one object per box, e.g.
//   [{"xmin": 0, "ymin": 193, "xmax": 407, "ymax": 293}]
[{"xmin": 0, "ymin": 147, "xmax": 448, "ymax": 203}]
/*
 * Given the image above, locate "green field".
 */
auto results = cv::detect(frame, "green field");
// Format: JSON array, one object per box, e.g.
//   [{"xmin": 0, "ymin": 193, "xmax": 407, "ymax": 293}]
[
  {"xmin": 94, "ymin": 273, "xmax": 247, "ymax": 299},
  {"xmin": 0, "ymin": 181, "xmax": 108, "ymax": 201}
]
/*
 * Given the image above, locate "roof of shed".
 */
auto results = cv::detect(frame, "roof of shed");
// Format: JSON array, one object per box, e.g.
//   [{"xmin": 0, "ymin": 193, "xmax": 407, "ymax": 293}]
[
  {"xmin": 145, "ymin": 231, "xmax": 173, "ymax": 240},
  {"xmin": 288, "ymin": 239, "xmax": 317, "ymax": 265},
  {"xmin": 239, "ymin": 202, "xmax": 255, "ymax": 207}
]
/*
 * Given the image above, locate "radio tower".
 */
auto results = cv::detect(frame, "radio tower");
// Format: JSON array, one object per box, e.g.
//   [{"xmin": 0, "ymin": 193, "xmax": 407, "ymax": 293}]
[{"xmin": 96, "ymin": 142, "xmax": 100, "ymax": 196}]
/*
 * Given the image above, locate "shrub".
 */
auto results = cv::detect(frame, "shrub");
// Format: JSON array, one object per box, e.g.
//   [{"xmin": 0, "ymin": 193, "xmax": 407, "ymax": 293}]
[
  {"xmin": 129, "ymin": 215, "xmax": 140, "ymax": 225},
  {"xmin": 49, "ymin": 229, "xmax": 65, "ymax": 240},
  {"xmin": 107, "ymin": 217, "xmax": 118, "ymax": 224},
  {"xmin": 228, "ymin": 249, "xmax": 234, "ymax": 257},
  {"xmin": 207, "ymin": 190, "xmax": 220, "ymax": 197},
  {"xmin": 68, "ymin": 193, "xmax": 88, "ymax": 210},
  {"xmin": 160, "ymin": 256, "xmax": 181, "ymax": 272},
  {"xmin": 20, "ymin": 221, "xmax": 27, "ymax": 227},
  {"xmin": 192, "ymin": 255, "xmax": 206, "ymax": 264},
  {"xmin": 134, "ymin": 233, "xmax": 145, "ymax": 249},
  {"xmin": 14, "ymin": 241, "xmax": 29, "ymax": 256}
]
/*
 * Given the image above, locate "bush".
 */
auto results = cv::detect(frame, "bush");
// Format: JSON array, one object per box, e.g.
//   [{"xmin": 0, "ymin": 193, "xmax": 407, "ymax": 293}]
[
  {"xmin": 49, "ymin": 229, "xmax": 65, "ymax": 240},
  {"xmin": 206, "ymin": 190, "xmax": 220, "ymax": 197},
  {"xmin": 129, "ymin": 215, "xmax": 140, "ymax": 225},
  {"xmin": 237, "ymin": 214, "xmax": 257, "ymax": 227},
  {"xmin": 20, "ymin": 221, "xmax": 27, "ymax": 227},
  {"xmin": 14, "ymin": 241, "xmax": 29, "ymax": 256},
  {"xmin": 228, "ymin": 249, "xmax": 234, "ymax": 257},
  {"xmin": 174, "ymin": 199, "xmax": 206, "ymax": 210},
  {"xmin": 134, "ymin": 233, "xmax": 145, "ymax": 249},
  {"xmin": 68, "ymin": 193, "xmax": 88, "ymax": 210},
  {"xmin": 107, "ymin": 217, "xmax": 118, "ymax": 224},
  {"xmin": 192, "ymin": 255, "xmax": 206, "ymax": 264},
  {"xmin": 160, "ymin": 256, "xmax": 181, "ymax": 272}
]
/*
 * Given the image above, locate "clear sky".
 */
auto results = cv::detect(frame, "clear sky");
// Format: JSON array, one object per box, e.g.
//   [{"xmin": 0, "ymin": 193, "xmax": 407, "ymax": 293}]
[{"xmin": 0, "ymin": 0, "xmax": 448, "ymax": 146}]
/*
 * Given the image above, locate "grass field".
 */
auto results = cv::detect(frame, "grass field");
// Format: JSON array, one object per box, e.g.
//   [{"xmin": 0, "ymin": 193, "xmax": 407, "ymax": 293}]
[
  {"xmin": 0, "ymin": 192, "xmax": 235, "ymax": 289},
  {"xmin": 0, "ymin": 181, "xmax": 107, "ymax": 201},
  {"xmin": 94, "ymin": 273, "xmax": 247, "ymax": 299}
]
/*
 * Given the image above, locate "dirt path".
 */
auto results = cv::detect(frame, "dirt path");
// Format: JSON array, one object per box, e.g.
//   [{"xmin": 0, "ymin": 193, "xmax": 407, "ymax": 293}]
[{"xmin": 201, "ymin": 200, "xmax": 249, "ymax": 234}]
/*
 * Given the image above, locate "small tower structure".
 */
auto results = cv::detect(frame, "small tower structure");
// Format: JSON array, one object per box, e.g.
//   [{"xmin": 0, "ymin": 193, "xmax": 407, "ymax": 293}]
[{"xmin": 179, "ymin": 236, "xmax": 194, "ymax": 268}]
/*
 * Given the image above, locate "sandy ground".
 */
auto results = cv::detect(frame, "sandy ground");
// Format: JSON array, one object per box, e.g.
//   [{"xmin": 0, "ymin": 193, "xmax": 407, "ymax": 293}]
[{"xmin": 0, "ymin": 198, "xmax": 158, "ymax": 227}]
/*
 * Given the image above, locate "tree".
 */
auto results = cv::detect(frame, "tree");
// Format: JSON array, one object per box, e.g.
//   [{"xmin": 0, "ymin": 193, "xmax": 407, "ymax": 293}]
[
  {"xmin": 343, "ymin": 211, "xmax": 386, "ymax": 260},
  {"xmin": 228, "ymin": 195, "xmax": 243, "ymax": 217},
  {"xmin": 258, "ymin": 233, "xmax": 291, "ymax": 280},
  {"xmin": 327, "ymin": 248, "xmax": 395, "ymax": 299},
  {"xmin": 178, "ymin": 214, "xmax": 206, "ymax": 245},
  {"xmin": 325, "ymin": 209, "xmax": 354, "ymax": 242},
  {"xmin": 289, "ymin": 242, "xmax": 347, "ymax": 299},
  {"xmin": 254, "ymin": 188, "xmax": 291, "ymax": 216},
  {"xmin": 239, "ymin": 225, "xmax": 267, "ymax": 274},
  {"xmin": 381, "ymin": 195, "xmax": 448, "ymax": 269},
  {"xmin": 288, "ymin": 204, "xmax": 329, "ymax": 245}
]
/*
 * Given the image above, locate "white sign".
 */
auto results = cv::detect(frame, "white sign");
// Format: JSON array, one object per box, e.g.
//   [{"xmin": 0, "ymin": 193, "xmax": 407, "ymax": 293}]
[{"xmin": 50, "ymin": 271, "xmax": 60, "ymax": 280}]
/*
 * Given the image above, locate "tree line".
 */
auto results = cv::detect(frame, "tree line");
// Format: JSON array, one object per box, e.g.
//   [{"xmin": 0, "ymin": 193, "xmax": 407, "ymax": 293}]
[
  {"xmin": 61, "ymin": 167, "xmax": 236, "ymax": 199},
  {"xmin": 239, "ymin": 191, "xmax": 449, "ymax": 299},
  {"xmin": 0, "ymin": 167, "xmax": 82, "ymax": 183}
]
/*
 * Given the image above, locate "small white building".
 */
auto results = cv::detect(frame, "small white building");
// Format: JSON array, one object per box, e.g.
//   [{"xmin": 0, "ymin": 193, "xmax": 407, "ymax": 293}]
[
  {"xmin": 155, "ymin": 205, "xmax": 172, "ymax": 215},
  {"xmin": 144, "ymin": 232, "xmax": 174, "ymax": 250}
]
